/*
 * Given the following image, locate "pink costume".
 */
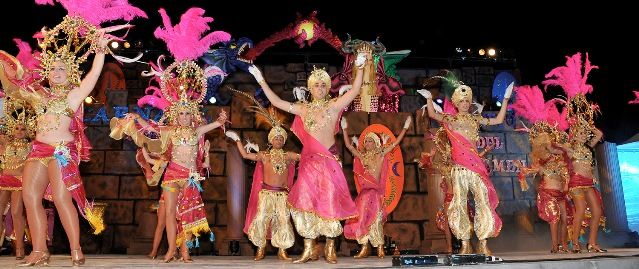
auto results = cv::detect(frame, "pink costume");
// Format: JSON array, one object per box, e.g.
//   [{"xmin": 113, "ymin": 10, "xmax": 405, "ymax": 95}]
[
  {"xmin": 343, "ymin": 157, "xmax": 388, "ymax": 246},
  {"xmin": 288, "ymin": 115, "xmax": 357, "ymax": 238}
]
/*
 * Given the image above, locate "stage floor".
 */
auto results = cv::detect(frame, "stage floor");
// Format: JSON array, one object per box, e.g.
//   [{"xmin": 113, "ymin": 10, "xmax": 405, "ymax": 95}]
[{"xmin": 0, "ymin": 248, "xmax": 637, "ymax": 268}]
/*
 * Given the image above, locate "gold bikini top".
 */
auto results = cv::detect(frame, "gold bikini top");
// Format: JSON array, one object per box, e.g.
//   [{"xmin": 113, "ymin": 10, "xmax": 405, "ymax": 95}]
[
  {"xmin": 1, "ymin": 139, "xmax": 31, "ymax": 170},
  {"xmin": 171, "ymin": 126, "xmax": 198, "ymax": 146},
  {"xmin": 572, "ymin": 144, "xmax": 593, "ymax": 165},
  {"xmin": 35, "ymin": 96, "xmax": 75, "ymax": 132}
]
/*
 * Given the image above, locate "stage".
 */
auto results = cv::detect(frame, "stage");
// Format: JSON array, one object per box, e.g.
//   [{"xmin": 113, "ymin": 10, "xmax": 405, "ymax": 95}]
[{"xmin": 1, "ymin": 248, "xmax": 637, "ymax": 268}]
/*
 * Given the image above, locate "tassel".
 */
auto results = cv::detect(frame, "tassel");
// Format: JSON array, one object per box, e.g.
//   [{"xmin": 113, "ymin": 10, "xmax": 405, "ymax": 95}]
[
  {"xmin": 84, "ymin": 207, "xmax": 106, "ymax": 235},
  {"xmin": 195, "ymin": 237, "xmax": 200, "ymax": 248},
  {"xmin": 188, "ymin": 177, "xmax": 204, "ymax": 192},
  {"xmin": 186, "ymin": 239, "xmax": 195, "ymax": 249},
  {"xmin": 209, "ymin": 231, "xmax": 215, "ymax": 242}
]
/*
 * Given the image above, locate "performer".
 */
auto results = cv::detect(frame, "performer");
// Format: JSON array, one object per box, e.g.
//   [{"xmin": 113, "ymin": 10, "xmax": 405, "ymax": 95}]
[
  {"xmin": 510, "ymin": 85, "xmax": 571, "ymax": 253},
  {"xmin": 139, "ymin": 147, "xmax": 168, "ymax": 260},
  {"xmin": 225, "ymin": 95, "xmax": 299, "ymax": 261},
  {"xmin": 0, "ymin": 99, "xmax": 35, "ymax": 260},
  {"xmin": 542, "ymin": 53, "xmax": 606, "ymax": 253},
  {"xmin": 421, "ymin": 76, "xmax": 511, "ymax": 255},
  {"xmin": 341, "ymin": 116, "xmax": 410, "ymax": 258},
  {"xmin": 110, "ymin": 7, "xmax": 230, "ymax": 262},
  {"xmin": 246, "ymin": 45, "xmax": 370, "ymax": 263},
  {"xmin": 556, "ymin": 97, "xmax": 605, "ymax": 253}
]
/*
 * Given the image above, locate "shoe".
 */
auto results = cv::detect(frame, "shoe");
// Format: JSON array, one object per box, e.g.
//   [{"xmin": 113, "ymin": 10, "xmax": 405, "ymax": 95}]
[
  {"xmin": 377, "ymin": 245, "xmax": 385, "ymax": 259},
  {"xmin": 71, "ymin": 248, "xmax": 85, "ymax": 266},
  {"xmin": 180, "ymin": 247, "xmax": 193, "ymax": 263},
  {"xmin": 278, "ymin": 248, "xmax": 292, "ymax": 261},
  {"xmin": 587, "ymin": 244, "xmax": 607, "ymax": 253},
  {"xmin": 557, "ymin": 245, "xmax": 569, "ymax": 254},
  {"xmin": 571, "ymin": 243, "xmax": 582, "ymax": 253},
  {"xmin": 293, "ymin": 238, "xmax": 315, "ymax": 264},
  {"xmin": 353, "ymin": 243, "xmax": 370, "ymax": 259},
  {"xmin": 254, "ymin": 246, "xmax": 265, "ymax": 261},
  {"xmin": 163, "ymin": 250, "xmax": 178, "ymax": 263},
  {"xmin": 324, "ymin": 238, "xmax": 337, "ymax": 264},
  {"xmin": 17, "ymin": 250, "xmax": 50, "ymax": 267}
]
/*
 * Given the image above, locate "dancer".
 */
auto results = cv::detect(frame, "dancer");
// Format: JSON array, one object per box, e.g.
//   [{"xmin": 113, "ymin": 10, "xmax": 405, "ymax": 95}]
[
  {"xmin": 510, "ymin": 85, "xmax": 571, "ymax": 253},
  {"xmin": 341, "ymin": 116, "xmax": 410, "ymax": 258},
  {"xmin": 110, "ymin": 7, "xmax": 230, "ymax": 262},
  {"xmin": 421, "ymin": 73, "xmax": 511, "ymax": 255},
  {"xmin": 0, "ymin": 99, "xmax": 35, "ymax": 260},
  {"xmin": 225, "ymin": 91, "xmax": 299, "ymax": 261},
  {"xmin": 246, "ymin": 45, "xmax": 371, "ymax": 263}
]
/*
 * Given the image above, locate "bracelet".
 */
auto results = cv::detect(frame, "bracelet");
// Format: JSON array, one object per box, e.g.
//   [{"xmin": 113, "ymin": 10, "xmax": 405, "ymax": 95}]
[{"xmin": 94, "ymin": 46, "xmax": 110, "ymax": 54}]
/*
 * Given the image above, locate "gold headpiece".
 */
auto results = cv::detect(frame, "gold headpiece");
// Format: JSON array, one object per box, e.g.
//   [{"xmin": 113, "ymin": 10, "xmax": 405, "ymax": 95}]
[
  {"xmin": 363, "ymin": 132, "xmax": 381, "ymax": 149},
  {"xmin": 529, "ymin": 121, "xmax": 563, "ymax": 145},
  {"xmin": 230, "ymin": 88, "xmax": 287, "ymax": 143},
  {"xmin": 451, "ymin": 85, "xmax": 473, "ymax": 107},
  {"xmin": 38, "ymin": 16, "xmax": 106, "ymax": 86},
  {"xmin": 308, "ymin": 65, "xmax": 331, "ymax": 90},
  {"xmin": 160, "ymin": 60, "xmax": 207, "ymax": 125},
  {"xmin": 2, "ymin": 97, "xmax": 36, "ymax": 138},
  {"xmin": 566, "ymin": 94, "xmax": 597, "ymax": 140}
]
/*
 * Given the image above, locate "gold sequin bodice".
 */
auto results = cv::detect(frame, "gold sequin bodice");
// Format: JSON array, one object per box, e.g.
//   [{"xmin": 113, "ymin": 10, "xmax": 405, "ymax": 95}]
[
  {"xmin": 444, "ymin": 113, "xmax": 485, "ymax": 143},
  {"xmin": 572, "ymin": 144, "xmax": 593, "ymax": 166},
  {"xmin": 171, "ymin": 126, "xmax": 199, "ymax": 146},
  {"xmin": 267, "ymin": 149, "xmax": 287, "ymax": 175},
  {"xmin": 1, "ymin": 139, "xmax": 31, "ymax": 170},
  {"xmin": 540, "ymin": 155, "xmax": 568, "ymax": 183}
]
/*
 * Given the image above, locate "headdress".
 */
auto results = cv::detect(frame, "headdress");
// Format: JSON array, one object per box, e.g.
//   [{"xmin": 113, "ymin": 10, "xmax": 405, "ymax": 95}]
[
  {"xmin": 363, "ymin": 132, "xmax": 381, "ymax": 149},
  {"xmin": 307, "ymin": 65, "xmax": 331, "ymax": 90},
  {"xmin": 510, "ymin": 85, "xmax": 568, "ymax": 143},
  {"xmin": 137, "ymin": 8, "xmax": 230, "ymax": 125},
  {"xmin": 35, "ymin": 0, "xmax": 147, "ymax": 86},
  {"xmin": 231, "ymin": 88, "xmax": 287, "ymax": 143},
  {"xmin": 2, "ymin": 97, "xmax": 36, "ymax": 138}
]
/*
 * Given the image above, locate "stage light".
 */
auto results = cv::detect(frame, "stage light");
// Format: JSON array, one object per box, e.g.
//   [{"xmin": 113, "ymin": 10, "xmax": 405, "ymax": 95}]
[
  {"xmin": 455, "ymin": 47, "xmax": 463, "ymax": 53},
  {"xmin": 435, "ymin": 98, "xmax": 443, "ymax": 104},
  {"xmin": 84, "ymin": 96, "xmax": 94, "ymax": 104},
  {"xmin": 209, "ymin": 96, "xmax": 217, "ymax": 104},
  {"xmin": 496, "ymin": 101, "xmax": 502, "ymax": 107},
  {"xmin": 123, "ymin": 41, "xmax": 131, "ymax": 49},
  {"xmin": 478, "ymin": 49, "xmax": 486, "ymax": 56},
  {"xmin": 110, "ymin": 41, "xmax": 119, "ymax": 49},
  {"xmin": 488, "ymin": 48, "xmax": 496, "ymax": 57}
]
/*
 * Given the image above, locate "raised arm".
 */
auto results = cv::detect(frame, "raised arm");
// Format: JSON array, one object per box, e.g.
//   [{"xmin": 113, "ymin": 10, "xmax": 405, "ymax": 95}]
[
  {"xmin": 382, "ymin": 116, "xmax": 411, "ymax": 155},
  {"xmin": 341, "ymin": 118, "xmax": 361, "ymax": 158},
  {"xmin": 418, "ymin": 89, "xmax": 445, "ymax": 122},
  {"xmin": 126, "ymin": 112, "xmax": 156, "ymax": 132},
  {"xmin": 486, "ymin": 97, "xmax": 510, "ymax": 125},
  {"xmin": 332, "ymin": 52, "xmax": 369, "ymax": 111},
  {"xmin": 248, "ymin": 65, "xmax": 303, "ymax": 115},
  {"xmin": 196, "ymin": 110, "xmax": 228, "ymax": 137},
  {"xmin": 225, "ymin": 131, "xmax": 259, "ymax": 161},
  {"xmin": 68, "ymin": 33, "xmax": 110, "ymax": 110},
  {"xmin": 588, "ymin": 127, "xmax": 603, "ymax": 148}
]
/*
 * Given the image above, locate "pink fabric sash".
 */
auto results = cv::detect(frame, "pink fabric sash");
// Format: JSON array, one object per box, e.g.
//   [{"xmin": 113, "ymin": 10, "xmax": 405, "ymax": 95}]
[
  {"xmin": 287, "ymin": 115, "xmax": 357, "ymax": 220},
  {"xmin": 444, "ymin": 125, "xmax": 502, "ymax": 237},
  {"xmin": 344, "ymin": 157, "xmax": 387, "ymax": 240}
]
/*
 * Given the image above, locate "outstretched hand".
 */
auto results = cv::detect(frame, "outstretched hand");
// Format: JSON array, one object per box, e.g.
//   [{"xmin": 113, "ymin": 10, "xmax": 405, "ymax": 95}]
[{"xmin": 248, "ymin": 65, "xmax": 264, "ymax": 83}]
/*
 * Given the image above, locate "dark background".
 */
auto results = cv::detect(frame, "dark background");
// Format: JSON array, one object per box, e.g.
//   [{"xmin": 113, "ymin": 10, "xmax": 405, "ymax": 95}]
[{"xmin": 2, "ymin": 1, "xmax": 637, "ymax": 143}]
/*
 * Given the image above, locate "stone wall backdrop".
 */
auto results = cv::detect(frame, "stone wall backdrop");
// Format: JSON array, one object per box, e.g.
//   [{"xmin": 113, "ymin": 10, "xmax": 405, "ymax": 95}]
[{"xmin": 66, "ymin": 59, "xmax": 623, "ymax": 256}]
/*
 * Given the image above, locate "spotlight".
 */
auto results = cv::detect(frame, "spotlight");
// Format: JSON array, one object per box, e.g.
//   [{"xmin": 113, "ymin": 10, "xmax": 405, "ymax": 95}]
[
  {"xmin": 209, "ymin": 96, "xmax": 217, "ymax": 104},
  {"xmin": 110, "ymin": 41, "xmax": 119, "ymax": 49},
  {"xmin": 496, "ymin": 101, "xmax": 502, "ymax": 107},
  {"xmin": 488, "ymin": 48, "xmax": 496, "ymax": 57},
  {"xmin": 455, "ymin": 47, "xmax": 463, "ymax": 53},
  {"xmin": 84, "ymin": 96, "xmax": 94, "ymax": 104},
  {"xmin": 123, "ymin": 41, "xmax": 131, "ymax": 49},
  {"xmin": 435, "ymin": 98, "xmax": 443, "ymax": 104},
  {"xmin": 478, "ymin": 49, "xmax": 486, "ymax": 56}
]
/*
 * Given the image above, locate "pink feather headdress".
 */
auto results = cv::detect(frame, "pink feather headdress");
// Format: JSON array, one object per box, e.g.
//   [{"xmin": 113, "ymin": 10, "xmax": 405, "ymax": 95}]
[
  {"xmin": 138, "ymin": 8, "xmax": 231, "ymax": 124},
  {"xmin": 542, "ymin": 52, "xmax": 598, "ymax": 99},
  {"xmin": 510, "ymin": 85, "xmax": 569, "ymax": 132}
]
